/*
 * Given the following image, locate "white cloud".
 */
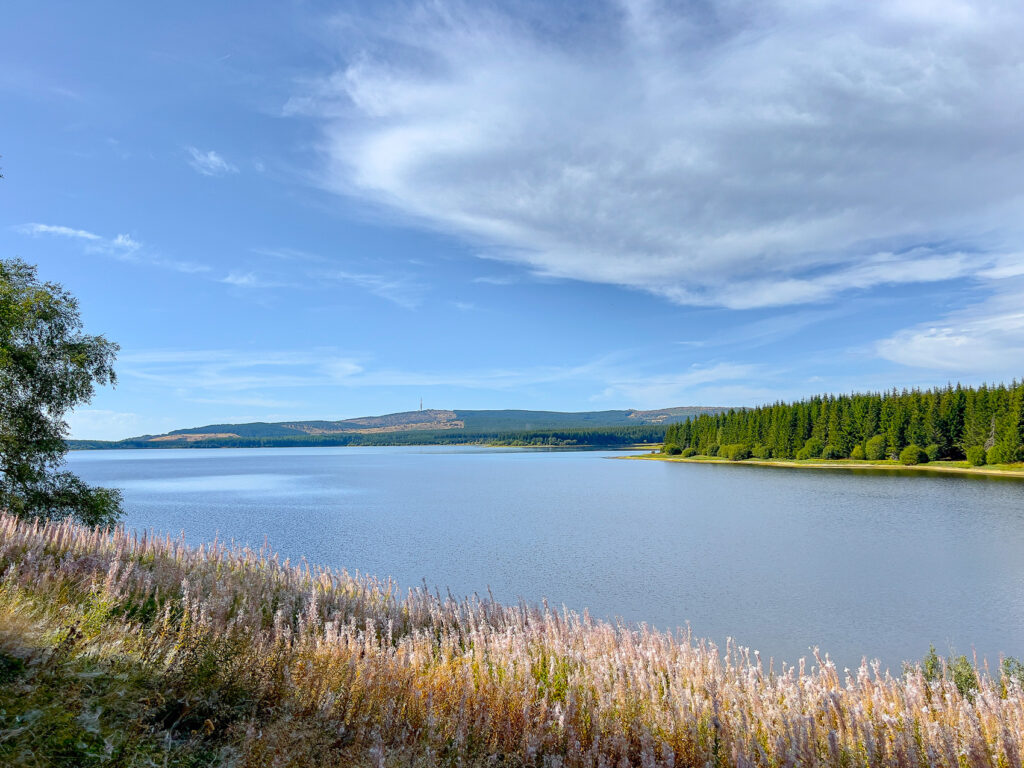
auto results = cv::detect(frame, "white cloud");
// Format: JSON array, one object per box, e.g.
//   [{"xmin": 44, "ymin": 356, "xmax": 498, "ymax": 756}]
[
  {"xmin": 317, "ymin": 269, "xmax": 423, "ymax": 308},
  {"xmin": 66, "ymin": 409, "xmax": 167, "ymax": 441},
  {"xmin": 18, "ymin": 223, "xmax": 101, "ymax": 241},
  {"xmin": 186, "ymin": 146, "xmax": 238, "ymax": 176},
  {"xmin": 221, "ymin": 271, "xmax": 287, "ymax": 288},
  {"xmin": 120, "ymin": 349, "xmax": 368, "ymax": 392},
  {"xmin": 296, "ymin": 0, "xmax": 1024, "ymax": 308},
  {"xmin": 116, "ymin": 346, "xmax": 756, "ymax": 409},
  {"xmin": 876, "ymin": 278, "xmax": 1024, "ymax": 375},
  {"xmin": 17, "ymin": 223, "xmax": 209, "ymax": 274},
  {"xmin": 591, "ymin": 363, "xmax": 760, "ymax": 408}
]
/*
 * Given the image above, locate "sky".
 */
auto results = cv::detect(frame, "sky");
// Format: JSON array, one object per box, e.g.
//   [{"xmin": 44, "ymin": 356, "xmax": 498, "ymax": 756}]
[{"xmin": 3, "ymin": 0, "xmax": 1024, "ymax": 440}]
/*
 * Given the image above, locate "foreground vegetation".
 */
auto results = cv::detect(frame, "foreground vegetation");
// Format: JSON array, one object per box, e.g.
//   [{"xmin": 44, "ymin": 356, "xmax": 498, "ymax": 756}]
[
  {"xmin": 664, "ymin": 382, "xmax": 1024, "ymax": 467},
  {"xmin": 2, "ymin": 513, "xmax": 1023, "ymax": 767}
]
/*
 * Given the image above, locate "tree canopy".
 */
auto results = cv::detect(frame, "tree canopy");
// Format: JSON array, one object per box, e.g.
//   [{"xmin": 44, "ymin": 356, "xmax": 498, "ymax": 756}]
[
  {"xmin": 1, "ymin": 258, "xmax": 122, "ymax": 525},
  {"xmin": 664, "ymin": 382, "xmax": 1024, "ymax": 465}
]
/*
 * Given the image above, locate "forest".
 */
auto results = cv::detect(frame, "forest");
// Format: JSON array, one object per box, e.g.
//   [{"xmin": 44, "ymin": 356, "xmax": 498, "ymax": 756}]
[
  {"xmin": 663, "ymin": 382, "xmax": 1024, "ymax": 466},
  {"xmin": 69, "ymin": 424, "xmax": 667, "ymax": 450}
]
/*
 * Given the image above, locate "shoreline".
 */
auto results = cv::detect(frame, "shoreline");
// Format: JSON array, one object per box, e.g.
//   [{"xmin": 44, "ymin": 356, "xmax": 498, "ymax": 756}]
[{"xmin": 625, "ymin": 453, "xmax": 1024, "ymax": 479}]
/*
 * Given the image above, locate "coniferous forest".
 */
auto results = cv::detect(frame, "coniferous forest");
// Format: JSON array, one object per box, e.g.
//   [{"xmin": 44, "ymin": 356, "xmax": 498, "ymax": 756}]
[{"xmin": 663, "ymin": 382, "xmax": 1024, "ymax": 466}]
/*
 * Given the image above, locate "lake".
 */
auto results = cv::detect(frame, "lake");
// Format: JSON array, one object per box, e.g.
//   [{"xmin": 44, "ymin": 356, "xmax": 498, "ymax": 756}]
[{"xmin": 67, "ymin": 445, "xmax": 1024, "ymax": 671}]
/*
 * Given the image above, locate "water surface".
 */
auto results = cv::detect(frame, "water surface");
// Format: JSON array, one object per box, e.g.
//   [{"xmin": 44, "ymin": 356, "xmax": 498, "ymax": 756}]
[{"xmin": 68, "ymin": 446, "xmax": 1024, "ymax": 671}]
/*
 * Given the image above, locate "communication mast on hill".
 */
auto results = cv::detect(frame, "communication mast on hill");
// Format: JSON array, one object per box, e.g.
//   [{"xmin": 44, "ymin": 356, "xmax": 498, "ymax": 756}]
[{"xmin": 420, "ymin": 397, "xmax": 423, "ymax": 411}]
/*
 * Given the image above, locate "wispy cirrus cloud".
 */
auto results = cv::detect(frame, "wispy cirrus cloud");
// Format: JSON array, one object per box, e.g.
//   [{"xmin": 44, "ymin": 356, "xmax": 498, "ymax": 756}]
[
  {"xmin": 118, "ymin": 346, "xmax": 759, "ymax": 411},
  {"xmin": 316, "ymin": 269, "xmax": 423, "ymax": 308},
  {"xmin": 291, "ymin": 0, "xmax": 1024, "ymax": 309},
  {"xmin": 221, "ymin": 271, "xmax": 290, "ymax": 289},
  {"xmin": 186, "ymin": 146, "xmax": 238, "ymax": 176},
  {"xmin": 120, "ymin": 349, "xmax": 364, "ymax": 391},
  {"xmin": 877, "ymin": 274, "xmax": 1024, "ymax": 377},
  {"xmin": 17, "ymin": 222, "xmax": 209, "ymax": 274},
  {"xmin": 220, "ymin": 253, "xmax": 425, "ymax": 308},
  {"xmin": 18, "ymin": 223, "xmax": 101, "ymax": 241}
]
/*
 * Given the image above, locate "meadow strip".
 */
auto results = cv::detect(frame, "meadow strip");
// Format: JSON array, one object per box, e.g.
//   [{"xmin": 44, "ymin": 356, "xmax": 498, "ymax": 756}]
[{"xmin": 0, "ymin": 511, "xmax": 1021, "ymax": 767}]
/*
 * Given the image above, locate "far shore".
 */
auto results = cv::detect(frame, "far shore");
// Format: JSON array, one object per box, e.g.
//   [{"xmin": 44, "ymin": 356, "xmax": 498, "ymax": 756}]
[{"xmin": 625, "ymin": 452, "xmax": 1024, "ymax": 479}]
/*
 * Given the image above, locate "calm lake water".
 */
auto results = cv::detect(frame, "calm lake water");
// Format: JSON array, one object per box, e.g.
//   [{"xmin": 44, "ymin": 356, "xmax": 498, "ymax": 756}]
[{"xmin": 67, "ymin": 446, "xmax": 1024, "ymax": 671}]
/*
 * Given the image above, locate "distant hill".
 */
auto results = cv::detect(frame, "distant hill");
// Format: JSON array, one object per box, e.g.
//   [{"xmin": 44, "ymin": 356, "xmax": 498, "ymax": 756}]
[{"xmin": 69, "ymin": 407, "xmax": 730, "ymax": 449}]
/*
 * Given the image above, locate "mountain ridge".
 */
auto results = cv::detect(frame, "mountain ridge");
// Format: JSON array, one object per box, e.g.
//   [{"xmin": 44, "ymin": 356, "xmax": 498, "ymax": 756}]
[{"xmin": 72, "ymin": 406, "xmax": 731, "ymax": 448}]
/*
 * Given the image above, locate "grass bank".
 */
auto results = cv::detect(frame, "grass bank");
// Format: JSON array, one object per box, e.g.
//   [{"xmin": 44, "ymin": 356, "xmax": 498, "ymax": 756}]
[
  {"xmin": 629, "ymin": 452, "xmax": 1024, "ymax": 478},
  {"xmin": 1, "ymin": 512, "xmax": 1023, "ymax": 767}
]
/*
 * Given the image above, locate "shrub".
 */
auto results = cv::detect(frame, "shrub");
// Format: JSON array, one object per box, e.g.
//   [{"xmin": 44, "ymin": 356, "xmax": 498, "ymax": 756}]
[
  {"xmin": 920, "ymin": 645, "xmax": 979, "ymax": 698},
  {"xmin": 721, "ymin": 443, "xmax": 751, "ymax": 461},
  {"xmin": 796, "ymin": 437, "xmax": 824, "ymax": 460},
  {"xmin": 751, "ymin": 444, "xmax": 772, "ymax": 459},
  {"xmin": 966, "ymin": 445, "xmax": 987, "ymax": 466},
  {"xmin": 707, "ymin": 443, "xmax": 720, "ymax": 457},
  {"xmin": 820, "ymin": 444, "xmax": 845, "ymax": 460},
  {"xmin": 950, "ymin": 655, "xmax": 980, "ymax": 698},
  {"xmin": 680, "ymin": 447, "xmax": 697, "ymax": 458},
  {"xmin": 865, "ymin": 434, "xmax": 887, "ymax": 460},
  {"xmin": 925, "ymin": 443, "xmax": 942, "ymax": 461},
  {"xmin": 663, "ymin": 443, "xmax": 682, "ymax": 455},
  {"xmin": 850, "ymin": 444, "xmax": 866, "ymax": 460},
  {"xmin": 899, "ymin": 444, "xmax": 928, "ymax": 465},
  {"xmin": 986, "ymin": 444, "xmax": 1021, "ymax": 465},
  {"xmin": 1001, "ymin": 656, "xmax": 1024, "ymax": 695}
]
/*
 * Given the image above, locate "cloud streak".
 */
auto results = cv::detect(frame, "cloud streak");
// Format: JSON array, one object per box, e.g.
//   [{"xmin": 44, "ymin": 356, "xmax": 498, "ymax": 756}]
[
  {"xmin": 187, "ymin": 146, "xmax": 238, "ymax": 176},
  {"xmin": 18, "ymin": 222, "xmax": 209, "ymax": 274},
  {"xmin": 118, "ymin": 346, "xmax": 755, "ymax": 409},
  {"xmin": 877, "ymin": 276, "xmax": 1024, "ymax": 376},
  {"xmin": 295, "ymin": 0, "xmax": 1024, "ymax": 308}
]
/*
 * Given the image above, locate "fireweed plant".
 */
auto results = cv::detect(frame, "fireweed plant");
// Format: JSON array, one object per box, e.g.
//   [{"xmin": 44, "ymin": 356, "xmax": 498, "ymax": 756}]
[{"xmin": 1, "ymin": 512, "xmax": 1022, "ymax": 767}]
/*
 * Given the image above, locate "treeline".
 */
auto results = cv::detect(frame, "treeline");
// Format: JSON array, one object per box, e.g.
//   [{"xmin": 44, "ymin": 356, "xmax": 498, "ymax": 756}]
[
  {"xmin": 664, "ymin": 382, "xmax": 1024, "ymax": 466},
  {"xmin": 488, "ymin": 425, "xmax": 665, "ymax": 446},
  {"xmin": 69, "ymin": 424, "xmax": 666, "ymax": 451}
]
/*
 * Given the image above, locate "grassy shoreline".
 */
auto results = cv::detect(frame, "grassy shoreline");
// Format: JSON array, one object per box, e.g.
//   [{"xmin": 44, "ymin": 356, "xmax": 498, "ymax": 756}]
[
  {"xmin": 627, "ymin": 451, "xmax": 1024, "ymax": 478},
  {"xmin": 2, "ymin": 512, "xmax": 1024, "ymax": 766}
]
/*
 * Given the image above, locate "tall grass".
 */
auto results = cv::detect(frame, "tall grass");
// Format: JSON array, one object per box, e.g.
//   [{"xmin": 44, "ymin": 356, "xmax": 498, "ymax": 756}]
[{"xmin": 1, "ymin": 511, "xmax": 1021, "ymax": 767}]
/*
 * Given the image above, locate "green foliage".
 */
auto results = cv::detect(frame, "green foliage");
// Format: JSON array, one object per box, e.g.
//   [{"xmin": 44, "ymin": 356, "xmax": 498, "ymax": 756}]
[
  {"xmin": 919, "ymin": 645, "xmax": 978, "ymax": 698},
  {"xmin": 820, "ymin": 444, "xmax": 844, "ymax": 460},
  {"xmin": 751, "ymin": 444, "xmax": 772, "ymax": 459},
  {"xmin": 94, "ymin": 407, "xmax": 731, "ymax": 448},
  {"xmin": 922, "ymin": 645, "xmax": 942, "ymax": 682},
  {"xmin": 986, "ymin": 444, "xmax": 1020, "ymax": 465},
  {"xmin": 966, "ymin": 445, "xmax": 987, "ymax": 466},
  {"xmin": 899, "ymin": 445, "xmax": 928, "ymax": 465},
  {"xmin": 78, "ymin": 424, "xmax": 669, "ymax": 450},
  {"xmin": 680, "ymin": 447, "xmax": 697, "ymax": 458},
  {"xmin": 850, "ymin": 444, "xmax": 866, "ymax": 460},
  {"xmin": 795, "ymin": 436, "xmax": 824, "ymax": 460},
  {"xmin": 660, "ymin": 383, "xmax": 1024, "ymax": 467},
  {"xmin": 1001, "ymin": 656, "xmax": 1024, "ymax": 695},
  {"xmin": 663, "ymin": 443, "xmax": 682, "ymax": 455},
  {"xmin": 950, "ymin": 655, "xmax": 979, "ymax": 698},
  {"xmin": 865, "ymin": 434, "xmax": 888, "ymax": 460},
  {"xmin": 720, "ymin": 443, "xmax": 751, "ymax": 461},
  {"xmin": 707, "ymin": 443, "xmax": 720, "ymax": 457},
  {"xmin": 1, "ymin": 259, "xmax": 121, "ymax": 525}
]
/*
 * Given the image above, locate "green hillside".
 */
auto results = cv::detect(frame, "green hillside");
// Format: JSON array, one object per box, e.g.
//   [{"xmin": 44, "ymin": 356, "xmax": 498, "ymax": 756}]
[{"xmin": 69, "ymin": 406, "xmax": 728, "ymax": 449}]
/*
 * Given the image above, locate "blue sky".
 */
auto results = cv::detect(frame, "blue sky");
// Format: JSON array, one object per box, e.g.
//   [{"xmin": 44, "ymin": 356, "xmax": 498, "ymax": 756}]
[{"xmin": 3, "ymin": 0, "xmax": 1024, "ymax": 440}]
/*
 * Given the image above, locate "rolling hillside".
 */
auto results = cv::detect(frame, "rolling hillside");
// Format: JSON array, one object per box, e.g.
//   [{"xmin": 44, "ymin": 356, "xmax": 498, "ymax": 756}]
[{"xmin": 70, "ymin": 406, "xmax": 729, "ymax": 449}]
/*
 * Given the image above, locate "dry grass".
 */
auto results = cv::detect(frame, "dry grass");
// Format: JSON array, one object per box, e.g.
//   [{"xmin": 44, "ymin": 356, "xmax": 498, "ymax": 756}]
[{"xmin": 1, "ymin": 511, "xmax": 1022, "ymax": 767}]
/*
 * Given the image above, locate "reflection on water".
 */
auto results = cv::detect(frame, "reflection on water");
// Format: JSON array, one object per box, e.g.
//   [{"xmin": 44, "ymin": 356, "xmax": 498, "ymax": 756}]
[
  {"xmin": 116, "ymin": 473, "xmax": 305, "ymax": 494},
  {"xmin": 67, "ymin": 446, "xmax": 1024, "ymax": 671}
]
